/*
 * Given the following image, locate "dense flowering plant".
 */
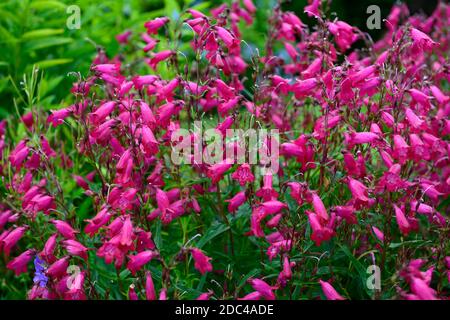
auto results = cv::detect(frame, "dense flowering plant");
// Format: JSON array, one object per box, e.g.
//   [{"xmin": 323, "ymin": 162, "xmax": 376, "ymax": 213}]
[{"xmin": 0, "ymin": 0, "xmax": 449, "ymax": 300}]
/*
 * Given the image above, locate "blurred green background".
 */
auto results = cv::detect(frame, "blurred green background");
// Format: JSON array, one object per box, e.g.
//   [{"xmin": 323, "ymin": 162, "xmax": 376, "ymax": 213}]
[{"xmin": 0, "ymin": 0, "xmax": 436, "ymax": 119}]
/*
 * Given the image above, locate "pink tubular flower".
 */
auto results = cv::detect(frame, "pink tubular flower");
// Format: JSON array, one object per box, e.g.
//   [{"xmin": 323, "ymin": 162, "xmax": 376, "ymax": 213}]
[
  {"xmin": 91, "ymin": 64, "xmax": 120, "ymax": 75},
  {"xmin": 328, "ymin": 20, "xmax": 358, "ymax": 51},
  {"xmin": 333, "ymin": 205, "xmax": 356, "ymax": 224},
  {"xmin": 157, "ymin": 101, "xmax": 183, "ymax": 125},
  {"xmin": 159, "ymin": 288, "xmax": 167, "ymax": 300},
  {"xmin": 47, "ymin": 256, "xmax": 69, "ymax": 278},
  {"xmin": 98, "ymin": 72, "xmax": 124, "ymax": 86},
  {"xmin": 190, "ymin": 248, "xmax": 212, "ymax": 274},
  {"xmin": 243, "ymin": 0, "xmax": 256, "ymax": 14},
  {"xmin": 239, "ymin": 291, "xmax": 262, "ymax": 300},
  {"xmin": 281, "ymin": 142, "xmax": 303, "ymax": 159},
  {"xmin": 148, "ymin": 50, "xmax": 174, "ymax": 70},
  {"xmin": 381, "ymin": 111, "xmax": 395, "ymax": 127},
  {"xmin": 52, "ymin": 220, "xmax": 78, "ymax": 239},
  {"xmin": 304, "ymin": 0, "xmax": 320, "ymax": 18},
  {"xmin": 142, "ymin": 33, "xmax": 159, "ymax": 52},
  {"xmin": 89, "ymin": 101, "xmax": 116, "ymax": 125},
  {"xmin": 410, "ymin": 277, "xmax": 438, "ymax": 300},
  {"xmin": 279, "ymin": 12, "xmax": 305, "ymax": 41},
  {"xmin": 196, "ymin": 291, "xmax": 213, "ymax": 300},
  {"xmin": 26, "ymin": 194, "xmax": 56, "ymax": 215},
  {"xmin": 278, "ymin": 256, "xmax": 293, "ymax": 285},
  {"xmin": 343, "ymin": 152, "xmax": 363, "ymax": 178},
  {"xmin": 292, "ymin": 78, "xmax": 318, "ymax": 98},
  {"xmin": 409, "ymin": 89, "xmax": 432, "ymax": 109},
  {"xmin": 231, "ymin": 163, "xmax": 255, "ymax": 186},
  {"xmin": 346, "ymin": 132, "xmax": 379, "ymax": 148},
  {"xmin": 225, "ymin": 191, "xmax": 246, "ymax": 213},
  {"xmin": 405, "ymin": 108, "xmax": 425, "ymax": 129},
  {"xmin": 249, "ymin": 278, "xmax": 276, "ymax": 300},
  {"xmin": 218, "ymin": 97, "xmax": 239, "ymax": 116},
  {"xmin": 215, "ymin": 26, "xmax": 239, "ymax": 51},
  {"xmin": 116, "ymin": 30, "xmax": 132, "ymax": 44},
  {"xmin": 64, "ymin": 270, "xmax": 86, "ymax": 299},
  {"xmin": 347, "ymin": 177, "xmax": 369, "ymax": 203},
  {"xmin": 410, "ymin": 28, "xmax": 437, "ymax": 52},
  {"xmin": 287, "ymin": 182, "xmax": 307, "ymax": 205},
  {"xmin": 376, "ymin": 164, "xmax": 411, "ymax": 192},
  {"xmin": 307, "ymin": 212, "xmax": 334, "ymax": 246},
  {"xmin": 261, "ymin": 200, "xmax": 287, "ymax": 215},
  {"xmin": 0, "ymin": 211, "xmax": 13, "ymax": 230},
  {"xmin": 85, "ymin": 207, "xmax": 112, "ymax": 236},
  {"xmin": 371, "ymin": 226, "xmax": 384, "ymax": 242},
  {"xmin": 133, "ymin": 74, "xmax": 158, "ymax": 90},
  {"xmin": 250, "ymin": 207, "xmax": 268, "ymax": 237},
  {"xmin": 284, "ymin": 42, "xmax": 299, "ymax": 61},
  {"xmin": 47, "ymin": 107, "xmax": 72, "ymax": 127},
  {"xmin": 2, "ymin": 226, "xmax": 27, "ymax": 257},
  {"xmin": 128, "ymin": 285, "xmax": 138, "ymax": 300},
  {"xmin": 420, "ymin": 182, "xmax": 443, "ymax": 202},
  {"xmin": 311, "ymin": 192, "xmax": 329, "ymax": 221},
  {"xmin": 62, "ymin": 240, "xmax": 88, "ymax": 260},
  {"xmin": 8, "ymin": 140, "xmax": 29, "ymax": 169},
  {"xmin": 145, "ymin": 271, "xmax": 156, "ymax": 300},
  {"xmin": 140, "ymin": 125, "xmax": 159, "ymax": 156},
  {"xmin": 144, "ymin": 17, "xmax": 169, "ymax": 34},
  {"xmin": 73, "ymin": 175, "xmax": 89, "ymax": 190},
  {"xmin": 127, "ymin": 250, "xmax": 157, "ymax": 275},
  {"xmin": 186, "ymin": 17, "xmax": 208, "ymax": 35},
  {"xmin": 280, "ymin": 142, "xmax": 304, "ymax": 159},
  {"xmin": 429, "ymin": 85, "xmax": 449, "ymax": 105},
  {"xmin": 303, "ymin": 56, "xmax": 322, "ymax": 78},
  {"xmin": 118, "ymin": 216, "xmax": 134, "ymax": 247},
  {"xmin": 256, "ymin": 174, "xmax": 279, "ymax": 201},
  {"xmin": 394, "ymin": 205, "xmax": 411, "ymax": 236},
  {"xmin": 21, "ymin": 112, "xmax": 33, "ymax": 128},
  {"xmin": 40, "ymin": 136, "xmax": 56, "ymax": 158},
  {"xmin": 349, "ymin": 65, "xmax": 378, "ymax": 86},
  {"xmin": 7, "ymin": 249, "xmax": 35, "ymax": 276},
  {"xmin": 91, "ymin": 119, "xmax": 116, "ymax": 144},
  {"xmin": 155, "ymin": 188, "xmax": 170, "ymax": 213},
  {"xmin": 140, "ymin": 101, "xmax": 156, "ymax": 126},
  {"xmin": 207, "ymin": 162, "xmax": 232, "ymax": 184},
  {"xmin": 319, "ymin": 280, "xmax": 345, "ymax": 300},
  {"xmin": 41, "ymin": 234, "xmax": 58, "ymax": 263},
  {"xmin": 393, "ymin": 134, "xmax": 409, "ymax": 165}
]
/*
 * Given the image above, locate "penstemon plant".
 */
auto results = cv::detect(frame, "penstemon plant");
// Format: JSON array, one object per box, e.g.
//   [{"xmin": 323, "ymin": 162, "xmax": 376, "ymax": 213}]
[{"xmin": 0, "ymin": 0, "xmax": 449, "ymax": 300}]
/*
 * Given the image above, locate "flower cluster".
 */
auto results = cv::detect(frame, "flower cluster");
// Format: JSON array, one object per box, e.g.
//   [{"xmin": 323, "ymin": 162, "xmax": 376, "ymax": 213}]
[{"xmin": 0, "ymin": 0, "xmax": 449, "ymax": 300}]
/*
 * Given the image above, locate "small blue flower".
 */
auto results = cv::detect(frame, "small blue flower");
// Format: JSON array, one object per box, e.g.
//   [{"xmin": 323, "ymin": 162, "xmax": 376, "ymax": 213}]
[{"xmin": 33, "ymin": 256, "xmax": 48, "ymax": 288}]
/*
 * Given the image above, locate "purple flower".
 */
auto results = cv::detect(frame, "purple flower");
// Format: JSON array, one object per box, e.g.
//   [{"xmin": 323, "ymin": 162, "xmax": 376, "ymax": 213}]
[{"xmin": 33, "ymin": 256, "xmax": 48, "ymax": 287}]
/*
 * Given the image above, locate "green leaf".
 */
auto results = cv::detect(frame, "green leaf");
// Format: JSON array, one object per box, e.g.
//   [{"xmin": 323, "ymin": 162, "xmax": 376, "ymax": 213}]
[
  {"xmin": 389, "ymin": 240, "xmax": 431, "ymax": 249},
  {"xmin": 25, "ymin": 37, "xmax": 73, "ymax": 51},
  {"xmin": 35, "ymin": 58, "xmax": 73, "ymax": 69},
  {"xmin": 119, "ymin": 269, "xmax": 131, "ymax": 279},
  {"xmin": 196, "ymin": 273, "xmax": 207, "ymax": 292},
  {"xmin": 29, "ymin": 1, "xmax": 67, "ymax": 10},
  {"xmin": 22, "ymin": 28, "xmax": 65, "ymax": 39},
  {"xmin": 164, "ymin": 0, "xmax": 180, "ymax": 20},
  {"xmin": 337, "ymin": 243, "xmax": 371, "ymax": 298},
  {"xmin": 196, "ymin": 221, "xmax": 230, "ymax": 249},
  {"xmin": 39, "ymin": 75, "xmax": 64, "ymax": 96},
  {"xmin": 237, "ymin": 268, "xmax": 259, "ymax": 289},
  {"xmin": 191, "ymin": 1, "xmax": 210, "ymax": 12}
]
